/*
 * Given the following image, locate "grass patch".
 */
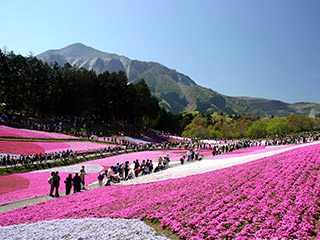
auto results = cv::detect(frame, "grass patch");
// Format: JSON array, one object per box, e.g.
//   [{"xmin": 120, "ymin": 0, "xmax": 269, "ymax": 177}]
[{"xmin": 143, "ymin": 218, "xmax": 182, "ymax": 240}]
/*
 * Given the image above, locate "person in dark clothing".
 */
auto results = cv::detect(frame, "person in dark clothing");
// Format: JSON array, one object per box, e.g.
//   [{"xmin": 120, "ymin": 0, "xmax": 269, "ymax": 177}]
[
  {"xmin": 80, "ymin": 166, "xmax": 87, "ymax": 190},
  {"xmin": 149, "ymin": 160, "xmax": 153, "ymax": 173},
  {"xmin": 180, "ymin": 156, "xmax": 185, "ymax": 165},
  {"xmin": 124, "ymin": 161, "xmax": 130, "ymax": 180},
  {"xmin": 134, "ymin": 160, "xmax": 140, "ymax": 170},
  {"xmin": 64, "ymin": 174, "xmax": 73, "ymax": 195},
  {"xmin": 73, "ymin": 172, "xmax": 81, "ymax": 193},
  {"xmin": 48, "ymin": 171, "xmax": 55, "ymax": 197},
  {"xmin": 53, "ymin": 171, "xmax": 60, "ymax": 197}
]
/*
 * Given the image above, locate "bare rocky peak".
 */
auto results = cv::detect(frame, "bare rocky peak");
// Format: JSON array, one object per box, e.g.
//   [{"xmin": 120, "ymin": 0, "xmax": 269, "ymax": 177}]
[{"xmin": 37, "ymin": 43, "xmax": 131, "ymax": 74}]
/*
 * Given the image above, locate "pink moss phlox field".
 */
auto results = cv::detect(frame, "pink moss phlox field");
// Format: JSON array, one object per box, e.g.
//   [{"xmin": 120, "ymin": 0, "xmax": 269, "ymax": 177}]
[
  {"xmin": 0, "ymin": 141, "xmax": 118, "ymax": 155},
  {"xmin": 32, "ymin": 142, "xmax": 71, "ymax": 153},
  {"xmin": 0, "ymin": 175, "xmax": 30, "ymax": 195},
  {"xmin": 0, "ymin": 172, "xmax": 99, "ymax": 205},
  {"xmin": 28, "ymin": 141, "xmax": 118, "ymax": 154},
  {"xmin": 1, "ymin": 144, "xmax": 320, "ymax": 239},
  {"xmin": 0, "ymin": 125, "xmax": 78, "ymax": 139}
]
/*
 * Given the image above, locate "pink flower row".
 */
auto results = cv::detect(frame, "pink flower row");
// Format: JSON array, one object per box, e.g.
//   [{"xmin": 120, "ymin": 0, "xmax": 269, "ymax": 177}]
[
  {"xmin": 0, "ymin": 141, "xmax": 119, "ymax": 155},
  {"xmin": 0, "ymin": 125, "xmax": 78, "ymax": 139},
  {"xmin": 1, "ymin": 143, "xmax": 320, "ymax": 239}
]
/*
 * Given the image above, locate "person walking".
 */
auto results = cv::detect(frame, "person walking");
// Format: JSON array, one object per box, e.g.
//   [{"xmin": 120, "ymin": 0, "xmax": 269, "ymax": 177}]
[
  {"xmin": 73, "ymin": 172, "xmax": 81, "ymax": 193},
  {"xmin": 80, "ymin": 165, "xmax": 87, "ymax": 190},
  {"xmin": 124, "ymin": 161, "xmax": 130, "ymax": 180},
  {"xmin": 48, "ymin": 171, "xmax": 55, "ymax": 197},
  {"xmin": 53, "ymin": 171, "xmax": 60, "ymax": 197},
  {"xmin": 64, "ymin": 174, "xmax": 73, "ymax": 195}
]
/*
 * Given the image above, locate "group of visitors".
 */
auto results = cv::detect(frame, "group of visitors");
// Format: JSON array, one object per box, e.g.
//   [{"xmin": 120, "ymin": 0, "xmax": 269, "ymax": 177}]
[
  {"xmin": 97, "ymin": 161, "xmax": 133, "ymax": 186},
  {"xmin": 265, "ymin": 134, "xmax": 320, "ymax": 146},
  {"xmin": 96, "ymin": 154, "xmax": 173, "ymax": 187},
  {"xmin": 211, "ymin": 140, "xmax": 258, "ymax": 156},
  {"xmin": 1, "ymin": 150, "xmax": 77, "ymax": 167},
  {"xmin": 0, "ymin": 145, "xmax": 125, "ymax": 168},
  {"xmin": 48, "ymin": 166, "xmax": 87, "ymax": 197}
]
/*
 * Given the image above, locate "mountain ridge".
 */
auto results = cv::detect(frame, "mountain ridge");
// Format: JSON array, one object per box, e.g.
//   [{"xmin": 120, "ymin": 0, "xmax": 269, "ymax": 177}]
[{"xmin": 36, "ymin": 43, "xmax": 320, "ymax": 117}]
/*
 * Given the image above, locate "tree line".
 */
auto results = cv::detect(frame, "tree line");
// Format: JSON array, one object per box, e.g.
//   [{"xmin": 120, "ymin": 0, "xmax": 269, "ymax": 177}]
[
  {"xmin": 0, "ymin": 49, "xmax": 164, "ymax": 126},
  {"xmin": 182, "ymin": 113, "xmax": 320, "ymax": 139}
]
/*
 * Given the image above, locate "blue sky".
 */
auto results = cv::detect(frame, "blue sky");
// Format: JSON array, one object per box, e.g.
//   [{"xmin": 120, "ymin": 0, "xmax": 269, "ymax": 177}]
[{"xmin": 1, "ymin": 0, "xmax": 319, "ymax": 104}]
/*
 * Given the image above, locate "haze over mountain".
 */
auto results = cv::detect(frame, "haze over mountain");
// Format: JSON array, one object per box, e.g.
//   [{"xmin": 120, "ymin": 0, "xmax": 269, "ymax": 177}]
[{"xmin": 37, "ymin": 43, "xmax": 320, "ymax": 117}]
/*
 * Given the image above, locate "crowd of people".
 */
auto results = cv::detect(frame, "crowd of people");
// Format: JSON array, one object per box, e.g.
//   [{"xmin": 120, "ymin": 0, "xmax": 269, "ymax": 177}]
[
  {"xmin": 265, "ymin": 134, "xmax": 320, "ymax": 146},
  {"xmin": 96, "ymin": 154, "xmax": 175, "ymax": 187},
  {"xmin": 0, "ymin": 145, "xmax": 124, "ymax": 168},
  {"xmin": 48, "ymin": 166, "xmax": 87, "ymax": 197}
]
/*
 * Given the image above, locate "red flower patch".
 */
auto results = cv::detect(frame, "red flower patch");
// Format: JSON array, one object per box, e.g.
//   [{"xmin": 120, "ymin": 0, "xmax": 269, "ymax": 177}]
[{"xmin": 0, "ymin": 175, "xmax": 30, "ymax": 195}]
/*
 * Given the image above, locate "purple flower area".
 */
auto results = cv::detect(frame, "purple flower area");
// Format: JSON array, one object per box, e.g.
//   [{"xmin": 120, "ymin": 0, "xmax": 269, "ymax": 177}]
[
  {"xmin": 0, "ymin": 125, "xmax": 78, "ymax": 139},
  {"xmin": 1, "ymin": 143, "xmax": 320, "ymax": 239}
]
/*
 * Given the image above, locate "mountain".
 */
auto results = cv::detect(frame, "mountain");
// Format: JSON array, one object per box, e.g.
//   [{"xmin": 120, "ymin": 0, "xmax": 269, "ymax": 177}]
[{"xmin": 37, "ymin": 43, "xmax": 320, "ymax": 117}]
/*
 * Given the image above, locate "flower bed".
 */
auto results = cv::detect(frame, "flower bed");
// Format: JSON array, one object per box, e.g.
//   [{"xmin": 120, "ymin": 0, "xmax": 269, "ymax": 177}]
[
  {"xmin": 0, "ymin": 125, "xmax": 78, "ymax": 139},
  {"xmin": 0, "ymin": 175, "xmax": 30, "ymax": 195},
  {"xmin": 1, "ymin": 143, "xmax": 320, "ymax": 239},
  {"xmin": 0, "ymin": 141, "xmax": 45, "ymax": 155},
  {"xmin": 0, "ymin": 141, "xmax": 118, "ymax": 155}
]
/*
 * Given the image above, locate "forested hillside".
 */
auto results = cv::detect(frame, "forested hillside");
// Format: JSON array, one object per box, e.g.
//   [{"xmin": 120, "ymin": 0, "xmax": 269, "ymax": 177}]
[{"xmin": 0, "ymin": 50, "xmax": 159, "ymax": 125}]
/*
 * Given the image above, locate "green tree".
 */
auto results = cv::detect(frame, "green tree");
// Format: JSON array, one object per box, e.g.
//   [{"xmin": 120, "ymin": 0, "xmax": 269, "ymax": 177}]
[
  {"xmin": 266, "ymin": 117, "xmax": 290, "ymax": 136},
  {"xmin": 247, "ymin": 120, "xmax": 268, "ymax": 137},
  {"xmin": 182, "ymin": 115, "xmax": 208, "ymax": 138}
]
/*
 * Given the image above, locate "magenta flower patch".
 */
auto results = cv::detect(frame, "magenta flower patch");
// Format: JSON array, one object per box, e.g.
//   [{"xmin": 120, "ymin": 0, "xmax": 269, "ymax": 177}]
[{"xmin": 0, "ymin": 125, "xmax": 78, "ymax": 139}]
